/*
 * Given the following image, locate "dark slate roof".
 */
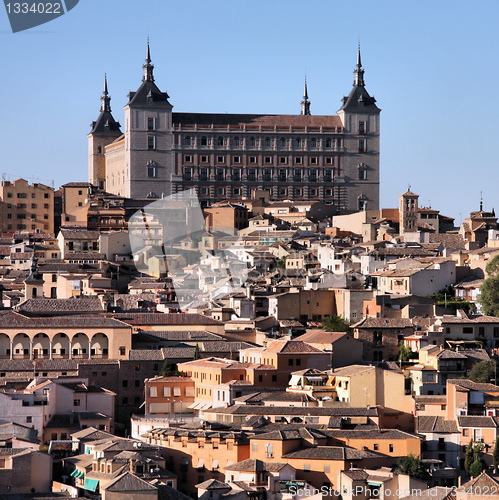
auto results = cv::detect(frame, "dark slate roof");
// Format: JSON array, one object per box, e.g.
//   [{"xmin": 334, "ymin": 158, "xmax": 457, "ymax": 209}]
[
  {"xmin": 114, "ymin": 312, "xmax": 222, "ymax": 326},
  {"xmin": 416, "ymin": 416, "xmax": 459, "ymax": 433},
  {"xmin": 448, "ymin": 379, "xmax": 499, "ymax": 392},
  {"xmin": 90, "ymin": 109, "xmax": 122, "ymax": 135},
  {"xmin": 195, "ymin": 479, "xmax": 231, "ymax": 490},
  {"xmin": 59, "ymin": 229, "xmax": 100, "ymax": 240},
  {"xmin": 173, "ymin": 113, "xmax": 342, "ymax": 129},
  {"xmin": 224, "ymin": 458, "xmax": 288, "ymax": 472},
  {"xmin": 104, "ymin": 471, "xmax": 157, "ymax": 492},
  {"xmin": 460, "ymin": 472, "xmax": 499, "ymax": 495},
  {"xmin": 352, "ymin": 318, "xmax": 413, "ymax": 329},
  {"xmin": 458, "ymin": 416, "xmax": 498, "ymax": 428},
  {"xmin": 128, "ymin": 79, "xmax": 172, "ymax": 107},
  {"xmin": 283, "ymin": 446, "xmax": 385, "ymax": 461},
  {"xmin": 206, "ymin": 405, "xmax": 379, "ymax": 417},
  {"xmin": 0, "ymin": 311, "xmax": 130, "ymax": 329},
  {"xmin": 15, "ymin": 296, "xmax": 104, "ymax": 314},
  {"xmin": 325, "ymin": 429, "xmax": 421, "ymax": 440}
]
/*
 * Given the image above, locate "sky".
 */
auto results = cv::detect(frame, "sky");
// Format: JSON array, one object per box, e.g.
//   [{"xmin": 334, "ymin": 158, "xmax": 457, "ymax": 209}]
[{"xmin": 1, "ymin": 0, "xmax": 498, "ymax": 226}]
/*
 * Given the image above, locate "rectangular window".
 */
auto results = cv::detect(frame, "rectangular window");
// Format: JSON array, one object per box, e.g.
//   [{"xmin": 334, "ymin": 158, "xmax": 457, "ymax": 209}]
[
  {"xmin": 463, "ymin": 327, "xmax": 473, "ymax": 334},
  {"xmin": 248, "ymin": 168, "xmax": 256, "ymax": 181},
  {"xmin": 184, "ymin": 155, "xmax": 192, "ymax": 163},
  {"xmin": 233, "ymin": 156, "xmax": 241, "ymax": 163},
  {"xmin": 358, "ymin": 139, "xmax": 366, "ymax": 152},
  {"xmin": 264, "ymin": 156, "xmax": 272, "ymax": 164},
  {"xmin": 325, "ymin": 157, "xmax": 333, "ymax": 165},
  {"xmin": 279, "ymin": 156, "xmax": 287, "ymax": 164},
  {"xmin": 149, "ymin": 387, "xmax": 158, "ymax": 397},
  {"xmin": 263, "ymin": 169, "xmax": 272, "ymax": 181},
  {"xmin": 216, "ymin": 168, "xmax": 224, "ymax": 181},
  {"xmin": 463, "ymin": 429, "xmax": 469, "ymax": 436},
  {"xmin": 249, "ymin": 156, "xmax": 257, "ymax": 164},
  {"xmin": 147, "ymin": 165, "xmax": 156, "ymax": 178},
  {"xmin": 389, "ymin": 444, "xmax": 394, "ymax": 452},
  {"xmin": 309, "ymin": 169, "xmax": 317, "ymax": 182},
  {"xmin": 294, "ymin": 169, "xmax": 302, "ymax": 181},
  {"xmin": 184, "ymin": 167, "xmax": 192, "ymax": 181},
  {"xmin": 358, "ymin": 121, "xmax": 365, "ymax": 134},
  {"xmin": 74, "ymin": 399, "xmax": 80, "ymax": 406},
  {"xmin": 147, "ymin": 135, "xmax": 155, "ymax": 149},
  {"xmin": 295, "ymin": 157, "xmax": 303, "ymax": 165},
  {"xmin": 216, "ymin": 187, "xmax": 225, "ymax": 195},
  {"xmin": 200, "ymin": 187, "xmax": 208, "ymax": 195},
  {"xmin": 359, "ymin": 169, "xmax": 367, "ymax": 180},
  {"xmin": 310, "ymin": 157, "xmax": 318, "ymax": 165},
  {"xmin": 233, "ymin": 168, "xmax": 241, "ymax": 181},
  {"xmin": 252, "ymin": 443, "xmax": 258, "ymax": 452},
  {"xmin": 201, "ymin": 155, "xmax": 208, "ymax": 163},
  {"xmin": 295, "ymin": 188, "xmax": 303, "ymax": 196},
  {"xmin": 233, "ymin": 187, "xmax": 241, "ymax": 195},
  {"xmin": 217, "ymin": 156, "xmax": 224, "ymax": 164},
  {"xmin": 200, "ymin": 168, "xmax": 208, "ymax": 181},
  {"xmin": 148, "ymin": 117, "xmax": 155, "ymax": 130}
]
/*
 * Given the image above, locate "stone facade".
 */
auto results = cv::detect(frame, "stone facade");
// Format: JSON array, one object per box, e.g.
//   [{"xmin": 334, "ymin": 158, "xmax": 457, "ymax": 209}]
[{"xmin": 89, "ymin": 45, "xmax": 380, "ymax": 212}]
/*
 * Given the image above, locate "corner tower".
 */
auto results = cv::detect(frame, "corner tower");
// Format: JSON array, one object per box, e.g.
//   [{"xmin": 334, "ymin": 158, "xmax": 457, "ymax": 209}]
[
  {"xmin": 122, "ymin": 40, "xmax": 174, "ymax": 199},
  {"xmin": 337, "ymin": 47, "xmax": 381, "ymax": 212},
  {"xmin": 87, "ymin": 75, "xmax": 122, "ymax": 189}
]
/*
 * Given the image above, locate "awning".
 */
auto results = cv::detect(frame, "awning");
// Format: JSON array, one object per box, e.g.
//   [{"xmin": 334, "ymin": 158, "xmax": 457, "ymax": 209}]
[
  {"xmin": 188, "ymin": 402, "xmax": 199, "ymax": 409},
  {"xmin": 78, "ymin": 471, "xmax": 85, "ymax": 479},
  {"xmin": 305, "ymin": 376, "xmax": 324, "ymax": 382},
  {"xmin": 368, "ymin": 482, "xmax": 382, "ymax": 487},
  {"xmin": 197, "ymin": 458, "xmax": 205, "ymax": 469},
  {"xmin": 212, "ymin": 459, "xmax": 219, "ymax": 469},
  {"xmin": 70, "ymin": 470, "xmax": 78, "ymax": 477},
  {"xmin": 84, "ymin": 478, "xmax": 99, "ymax": 492},
  {"xmin": 200, "ymin": 403, "xmax": 212, "ymax": 410}
]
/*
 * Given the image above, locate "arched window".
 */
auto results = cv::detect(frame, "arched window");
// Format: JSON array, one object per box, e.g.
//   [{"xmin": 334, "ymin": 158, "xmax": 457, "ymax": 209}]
[
  {"xmin": 280, "ymin": 137, "xmax": 286, "ymax": 147},
  {"xmin": 217, "ymin": 136, "xmax": 224, "ymax": 146},
  {"xmin": 233, "ymin": 136, "xmax": 240, "ymax": 146},
  {"xmin": 295, "ymin": 138, "xmax": 301, "ymax": 147},
  {"xmin": 325, "ymin": 138, "xmax": 332, "ymax": 148},
  {"xmin": 249, "ymin": 137, "xmax": 256, "ymax": 147},
  {"xmin": 201, "ymin": 136, "xmax": 207, "ymax": 146},
  {"xmin": 310, "ymin": 138, "xmax": 317, "ymax": 147},
  {"xmin": 265, "ymin": 137, "xmax": 271, "ymax": 147}
]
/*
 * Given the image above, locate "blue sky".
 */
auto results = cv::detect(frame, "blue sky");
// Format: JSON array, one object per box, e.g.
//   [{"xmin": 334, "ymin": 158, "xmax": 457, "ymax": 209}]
[{"xmin": 1, "ymin": 0, "xmax": 498, "ymax": 225}]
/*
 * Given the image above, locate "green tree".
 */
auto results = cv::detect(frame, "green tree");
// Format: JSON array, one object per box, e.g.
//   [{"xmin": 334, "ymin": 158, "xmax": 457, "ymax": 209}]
[
  {"xmin": 465, "ymin": 439, "xmax": 474, "ymax": 473},
  {"xmin": 469, "ymin": 459, "xmax": 486, "ymax": 478},
  {"xmin": 479, "ymin": 256, "xmax": 499, "ymax": 316},
  {"xmin": 398, "ymin": 340, "xmax": 413, "ymax": 362},
  {"xmin": 493, "ymin": 436, "xmax": 499, "ymax": 473},
  {"xmin": 322, "ymin": 315, "xmax": 351, "ymax": 333},
  {"xmin": 397, "ymin": 454, "xmax": 430, "ymax": 480},
  {"xmin": 193, "ymin": 343, "xmax": 200, "ymax": 360},
  {"xmin": 468, "ymin": 360, "xmax": 496, "ymax": 384},
  {"xmin": 160, "ymin": 359, "xmax": 171, "ymax": 376},
  {"xmin": 275, "ymin": 257, "xmax": 286, "ymax": 269}
]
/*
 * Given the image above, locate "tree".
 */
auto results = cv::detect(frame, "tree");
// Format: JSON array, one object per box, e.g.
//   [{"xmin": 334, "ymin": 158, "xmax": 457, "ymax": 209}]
[
  {"xmin": 160, "ymin": 359, "xmax": 171, "ymax": 376},
  {"xmin": 397, "ymin": 454, "xmax": 430, "ymax": 480},
  {"xmin": 468, "ymin": 360, "xmax": 496, "ymax": 384},
  {"xmin": 193, "ymin": 343, "xmax": 200, "ymax": 360},
  {"xmin": 398, "ymin": 340, "xmax": 413, "ymax": 362},
  {"xmin": 479, "ymin": 256, "xmax": 499, "ymax": 316},
  {"xmin": 465, "ymin": 439, "xmax": 474, "ymax": 473},
  {"xmin": 275, "ymin": 257, "xmax": 286, "ymax": 269},
  {"xmin": 469, "ymin": 459, "xmax": 486, "ymax": 477},
  {"xmin": 322, "ymin": 315, "xmax": 351, "ymax": 333},
  {"xmin": 493, "ymin": 436, "xmax": 499, "ymax": 473}
]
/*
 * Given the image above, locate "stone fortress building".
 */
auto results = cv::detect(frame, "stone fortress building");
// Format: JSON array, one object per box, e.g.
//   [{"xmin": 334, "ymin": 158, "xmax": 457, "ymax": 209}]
[{"xmin": 88, "ymin": 43, "xmax": 380, "ymax": 212}]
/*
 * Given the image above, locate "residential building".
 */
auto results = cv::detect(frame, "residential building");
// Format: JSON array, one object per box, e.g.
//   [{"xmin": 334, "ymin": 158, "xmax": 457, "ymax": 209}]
[{"xmin": 0, "ymin": 178, "xmax": 54, "ymax": 234}]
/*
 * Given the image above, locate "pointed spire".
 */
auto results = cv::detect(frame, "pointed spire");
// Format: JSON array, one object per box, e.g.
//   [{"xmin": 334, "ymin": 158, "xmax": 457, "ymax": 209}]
[
  {"xmin": 300, "ymin": 76, "xmax": 311, "ymax": 115},
  {"xmin": 354, "ymin": 43, "xmax": 365, "ymax": 87},
  {"xmin": 143, "ymin": 37, "xmax": 155, "ymax": 82},
  {"xmin": 100, "ymin": 74, "xmax": 111, "ymax": 113}
]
